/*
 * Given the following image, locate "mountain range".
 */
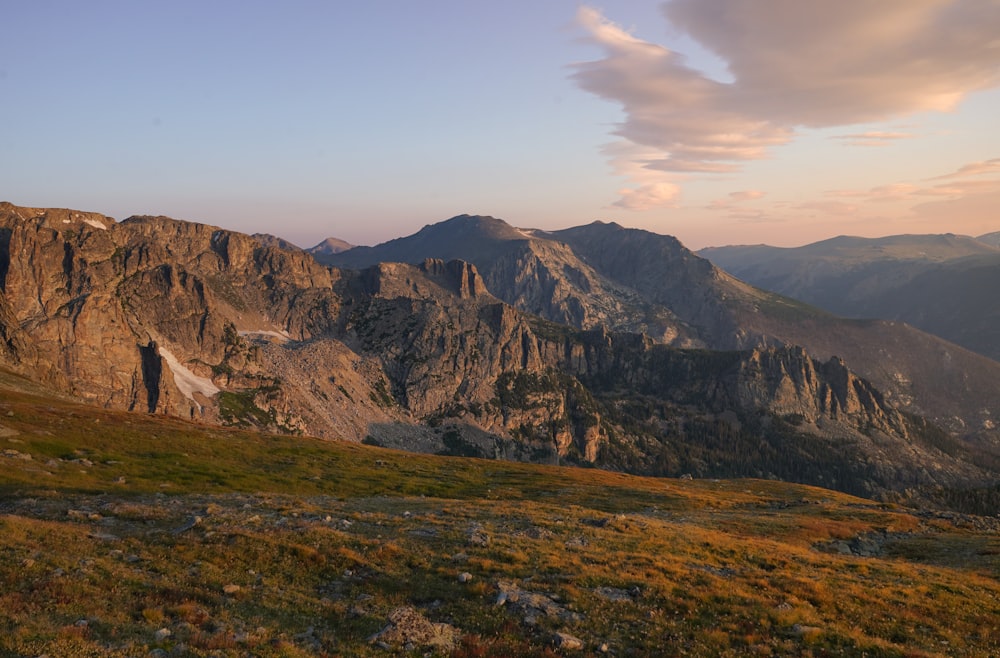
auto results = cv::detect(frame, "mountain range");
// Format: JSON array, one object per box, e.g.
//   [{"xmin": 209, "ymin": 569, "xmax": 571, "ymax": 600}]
[
  {"xmin": 2, "ymin": 202, "xmax": 999, "ymax": 507},
  {"xmin": 700, "ymin": 233, "xmax": 1000, "ymax": 362}
]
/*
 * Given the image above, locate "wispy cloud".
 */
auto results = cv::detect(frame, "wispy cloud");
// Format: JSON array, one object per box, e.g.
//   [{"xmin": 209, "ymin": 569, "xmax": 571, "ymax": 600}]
[
  {"xmin": 601, "ymin": 141, "xmax": 684, "ymax": 210},
  {"xmin": 573, "ymin": 1, "xmax": 1000, "ymax": 209},
  {"xmin": 797, "ymin": 200, "xmax": 860, "ymax": 216},
  {"xmin": 832, "ymin": 131, "xmax": 916, "ymax": 147},
  {"xmin": 828, "ymin": 183, "xmax": 921, "ymax": 202},
  {"xmin": 728, "ymin": 190, "xmax": 765, "ymax": 202},
  {"xmin": 827, "ymin": 160, "xmax": 1000, "ymax": 206},
  {"xmin": 930, "ymin": 158, "xmax": 1000, "ymax": 179},
  {"xmin": 708, "ymin": 189, "xmax": 765, "ymax": 209},
  {"xmin": 614, "ymin": 182, "xmax": 682, "ymax": 210}
]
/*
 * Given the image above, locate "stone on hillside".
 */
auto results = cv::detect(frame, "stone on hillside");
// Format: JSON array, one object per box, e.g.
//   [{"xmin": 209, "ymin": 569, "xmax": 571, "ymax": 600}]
[
  {"xmin": 791, "ymin": 624, "xmax": 824, "ymax": 638},
  {"xmin": 458, "ymin": 572, "xmax": 473, "ymax": 583},
  {"xmin": 594, "ymin": 586, "xmax": 634, "ymax": 602},
  {"xmin": 367, "ymin": 606, "xmax": 459, "ymax": 652},
  {"xmin": 467, "ymin": 522, "xmax": 490, "ymax": 546},
  {"xmin": 495, "ymin": 580, "xmax": 583, "ymax": 624},
  {"xmin": 172, "ymin": 516, "xmax": 202, "ymax": 534},
  {"xmin": 553, "ymin": 632, "xmax": 584, "ymax": 650}
]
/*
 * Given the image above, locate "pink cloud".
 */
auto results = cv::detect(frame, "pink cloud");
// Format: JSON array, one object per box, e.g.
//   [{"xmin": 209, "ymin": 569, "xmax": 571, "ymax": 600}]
[
  {"xmin": 729, "ymin": 190, "xmax": 765, "ymax": 202},
  {"xmin": 832, "ymin": 131, "xmax": 916, "ymax": 147},
  {"xmin": 614, "ymin": 182, "xmax": 682, "ymax": 211},
  {"xmin": 573, "ymin": 2, "xmax": 1000, "ymax": 209},
  {"xmin": 931, "ymin": 158, "xmax": 1000, "ymax": 180},
  {"xmin": 796, "ymin": 201, "xmax": 860, "ymax": 216},
  {"xmin": 708, "ymin": 189, "xmax": 765, "ymax": 210}
]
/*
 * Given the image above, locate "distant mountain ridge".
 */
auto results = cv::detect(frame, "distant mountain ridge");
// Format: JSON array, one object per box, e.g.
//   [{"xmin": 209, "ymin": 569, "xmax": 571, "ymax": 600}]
[
  {"xmin": 700, "ymin": 233, "xmax": 1000, "ymax": 362},
  {"xmin": 977, "ymin": 231, "xmax": 1000, "ymax": 248},
  {"xmin": 2, "ymin": 202, "xmax": 999, "ymax": 504},
  {"xmin": 323, "ymin": 217, "xmax": 1000, "ymax": 441}
]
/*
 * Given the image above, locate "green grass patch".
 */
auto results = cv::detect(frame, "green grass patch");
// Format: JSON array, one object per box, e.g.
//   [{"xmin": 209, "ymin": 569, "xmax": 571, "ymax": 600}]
[{"xmin": 1, "ymin": 377, "xmax": 999, "ymax": 656}]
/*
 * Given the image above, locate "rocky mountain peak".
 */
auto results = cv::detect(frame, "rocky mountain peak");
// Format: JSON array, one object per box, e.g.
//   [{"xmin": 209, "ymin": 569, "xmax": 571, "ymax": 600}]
[
  {"xmin": 3, "ymin": 202, "xmax": 999, "ymax": 502},
  {"xmin": 433, "ymin": 214, "xmax": 531, "ymax": 242},
  {"xmin": 307, "ymin": 236, "xmax": 353, "ymax": 256}
]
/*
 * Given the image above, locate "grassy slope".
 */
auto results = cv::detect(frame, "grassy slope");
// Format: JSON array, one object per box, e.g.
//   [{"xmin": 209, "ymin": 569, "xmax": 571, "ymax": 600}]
[{"xmin": 1, "ymin": 371, "xmax": 998, "ymax": 657}]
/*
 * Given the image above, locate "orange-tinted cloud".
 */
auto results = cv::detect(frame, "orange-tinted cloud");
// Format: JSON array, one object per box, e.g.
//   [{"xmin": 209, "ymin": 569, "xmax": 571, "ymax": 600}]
[
  {"xmin": 574, "ymin": 2, "xmax": 1000, "ymax": 209},
  {"xmin": 708, "ymin": 189, "xmax": 765, "ymax": 209},
  {"xmin": 614, "ymin": 182, "xmax": 682, "ymax": 210},
  {"xmin": 729, "ymin": 190, "xmax": 765, "ymax": 202},
  {"xmin": 832, "ymin": 131, "xmax": 916, "ymax": 147},
  {"xmin": 829, "ymin": 159, "xmax": 1000, "ymax": 204},
  {"xmin": 931, "ymin": 158, "xmax": 1000, "ymax": 179}
]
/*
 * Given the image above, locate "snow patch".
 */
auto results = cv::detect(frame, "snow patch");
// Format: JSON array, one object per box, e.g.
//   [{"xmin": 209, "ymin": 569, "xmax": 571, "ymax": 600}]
[
  {"xmin": 60, "ymin": 216, "xmax": 108, "ymax": 230},
  {"xmin": 158, "ymin": 346, "xmax": 220, "ymax": 405},
  {"xmin": 239, "ymin": 330, "xmax": 292, "ymax": 343},
  {"xmin": 515, "ymin": 228, "xmax": 535, "ymax": 238}
]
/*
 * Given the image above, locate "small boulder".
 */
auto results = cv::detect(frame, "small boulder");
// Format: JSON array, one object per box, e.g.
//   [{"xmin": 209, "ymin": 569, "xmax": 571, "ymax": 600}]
[
  {"xmin": 367, "ymin": 606, "xmax": 459, "ymax": 652},
  {"xmin": 467, "ymin": 522, "xmax": 490, "ymax": 547},
  {"xmin": 553, "ymin": 632, "xmax": 584, "ymax": 650}
]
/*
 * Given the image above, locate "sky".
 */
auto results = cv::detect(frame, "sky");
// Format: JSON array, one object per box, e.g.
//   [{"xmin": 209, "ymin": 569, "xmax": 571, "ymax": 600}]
[{"xmin": 2, "ymin": 1, "xmax": 998, "ymax": 250}]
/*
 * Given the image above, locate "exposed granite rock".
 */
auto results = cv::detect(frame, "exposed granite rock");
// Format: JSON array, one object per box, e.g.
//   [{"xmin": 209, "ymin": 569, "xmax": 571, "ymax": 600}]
[
  {"xmin": 368, "ymin": 606, "xmax": 459, "ymax": 652},
  {"xmin": 1, "ymin": 202, "xmax": 996, "ymax": 500}
]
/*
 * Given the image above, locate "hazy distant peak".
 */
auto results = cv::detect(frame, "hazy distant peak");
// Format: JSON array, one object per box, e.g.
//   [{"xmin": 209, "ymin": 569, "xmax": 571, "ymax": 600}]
[
  {"xmin": 585, "ymin": 219, "xmax": 624, "ymax": 229},
  {"xmin": 551, "ymin": 220, "xmax": 684, "ymax": 249},
  {"xmin": 977, "ymin": 231, "xmax": 1000, "ymax": 248},
  {"xmin": 307, "ymin": 237, "xmax": 353, "ymax": 256},
  {"xmin": 431, "ymin": 214, "xmax": 530, "ymax": 241}
]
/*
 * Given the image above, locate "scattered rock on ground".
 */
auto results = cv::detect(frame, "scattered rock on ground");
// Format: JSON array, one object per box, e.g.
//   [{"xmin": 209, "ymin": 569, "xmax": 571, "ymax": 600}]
[
  {"xmin": 553, "ymin": 632, "xmax": 584, "ymax": 650},
  {"xmin": 367, "ymin": 606, "xmax": 459, "ymax": 652},
  {"xmin": 495, "ymin": 580, "xmax": 583, "ymax": 625},
  {"xmin": 467, "ymin": 522, "xmax": 490, "ymax": 546},
  {"xmin": 594, "ymin": 586, "xmax": 636, "ymax": 602}
]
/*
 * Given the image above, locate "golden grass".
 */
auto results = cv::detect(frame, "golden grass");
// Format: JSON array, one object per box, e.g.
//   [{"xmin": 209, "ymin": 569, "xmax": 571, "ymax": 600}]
[{"xmin": 0, "ymin": 376, "xmax": 998, "ymax": 656}]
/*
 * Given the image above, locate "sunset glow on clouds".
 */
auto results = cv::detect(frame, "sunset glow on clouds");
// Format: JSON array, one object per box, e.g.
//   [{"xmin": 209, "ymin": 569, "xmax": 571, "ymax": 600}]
[
  {"xmin": 574, "ymin": 0, "xmax": 1000, "ymax": 235},
  {"xmin": 832, "ymin": 132, "xmax": 917, "ymax": 147}
]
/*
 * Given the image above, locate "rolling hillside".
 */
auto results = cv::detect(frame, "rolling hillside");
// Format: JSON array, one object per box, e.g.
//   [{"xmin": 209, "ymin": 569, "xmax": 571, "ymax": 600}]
[{"xmin": 1, "ymin": 370, "xmax": 998, "ymax": 657}]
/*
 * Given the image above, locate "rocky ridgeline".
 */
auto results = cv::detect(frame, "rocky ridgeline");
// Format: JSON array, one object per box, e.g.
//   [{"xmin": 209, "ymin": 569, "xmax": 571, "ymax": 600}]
[
  {"xmin": 1, "ymin": 203, "xmax": 996, "ymax": 499},
  {"xmin": 324, "ymin": 215, "xmax": 1000, "ymax": 443}
]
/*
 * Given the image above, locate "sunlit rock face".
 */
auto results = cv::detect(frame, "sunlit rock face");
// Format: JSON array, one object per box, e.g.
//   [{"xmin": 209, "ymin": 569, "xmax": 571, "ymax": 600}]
[{"xmin": 1, "ymin": 203, "xmax": 996, "ymax": 500}]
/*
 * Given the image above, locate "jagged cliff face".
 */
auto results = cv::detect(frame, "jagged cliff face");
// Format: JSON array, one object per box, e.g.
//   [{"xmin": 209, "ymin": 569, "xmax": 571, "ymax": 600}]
[
  {"xmin": 322, "ymin": 215, "xmax": 698, "ymax": 345},
  {"xmin": 0, "ymin": 203, "xmax": 995, "ymax": 500},
  {"xmin": 325, "ymin": 216, "xmax": 1000, "ymax": 443}
]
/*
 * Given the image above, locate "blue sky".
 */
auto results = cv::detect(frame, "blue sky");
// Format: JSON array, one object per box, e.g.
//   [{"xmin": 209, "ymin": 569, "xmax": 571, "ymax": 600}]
[{"xmin": 3, "ymin": 1, "xmax": 998, "ymax": 249}]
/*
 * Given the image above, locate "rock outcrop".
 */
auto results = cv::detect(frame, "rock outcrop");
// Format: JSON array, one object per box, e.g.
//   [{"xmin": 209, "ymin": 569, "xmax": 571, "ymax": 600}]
[
  {"xmin": 324, "ymin": 215, "xmax": 1000, "ymax": 442},
  {"xmin": 1, "ymin": 202, "xmax": 995, "ymax": 500}
]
